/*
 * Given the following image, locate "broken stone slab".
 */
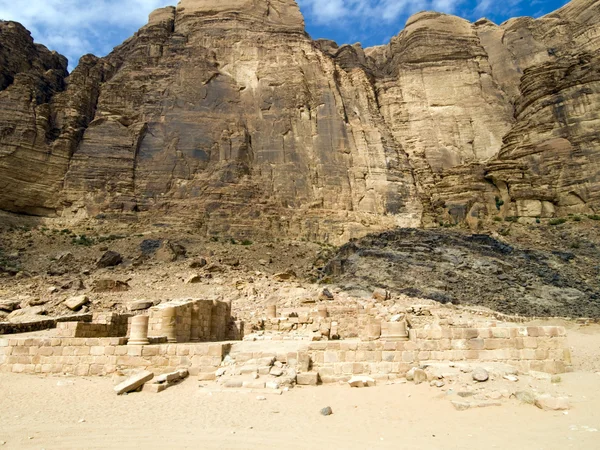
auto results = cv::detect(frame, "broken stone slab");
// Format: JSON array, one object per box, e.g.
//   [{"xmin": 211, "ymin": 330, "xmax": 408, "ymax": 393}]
[
  {"xmin": 451, "ymin": 400, "xmax": 502, "ymax": 411},
  {"xmin": 223, "ymin": 380, "xmax": 244, "ymax": 388},
  {"xmin": 534, "ymin": 395, "xmax": 570, "ymax": 411},
  {"xmin": 64, "ymin": 295, "xmax": 90, "ymax": 311},
  {"xmin": 348, "ymin": 376, "xmax": 376, "ymax": 388},
  {"xmin": 296, "ymin": 372, "xmax": 319, "ymax": 386},
  {"xmin": 156, "ymin": 369, "xmax": 189, "ymax": 384},
  {"xmin": 114, "ymin": 371, "xmax": 154, "ymax": 395}
]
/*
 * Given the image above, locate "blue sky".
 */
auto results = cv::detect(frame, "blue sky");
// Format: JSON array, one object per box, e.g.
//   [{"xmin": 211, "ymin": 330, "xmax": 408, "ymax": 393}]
[{"xmin": 0, "ymin": 0, "xmax": 571, "ymax": 71}]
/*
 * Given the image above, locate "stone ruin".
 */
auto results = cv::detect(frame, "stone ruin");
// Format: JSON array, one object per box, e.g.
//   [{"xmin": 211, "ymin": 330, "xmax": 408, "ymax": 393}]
[{"xmin": 0, "ymin": 298, "xmax": 572, "ymax": 385}]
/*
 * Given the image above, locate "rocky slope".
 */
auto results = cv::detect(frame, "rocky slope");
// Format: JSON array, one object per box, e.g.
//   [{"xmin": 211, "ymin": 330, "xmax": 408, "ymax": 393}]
[
  {"xmin": 325, "ymin": 224, "xmax": 600, "ymax": 317},
  {"xmin": 0, "ymin": 0, "xmax": 599, "ymax": 243}
]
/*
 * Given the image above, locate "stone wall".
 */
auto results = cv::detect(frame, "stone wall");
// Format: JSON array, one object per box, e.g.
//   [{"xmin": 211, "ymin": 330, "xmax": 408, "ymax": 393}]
[
  {"xmin": 0, "ymin": 337, "xmax": 228, "ymax": 377},
  {"xmin": 56, "ymin": 312, "xmax": 131, "ymax": 338},
  {"xmin": 0, "ymin": 314, "xmax": 92, "ymax": 335},
  {"xmin": 307, "ymin": 326, "xmax": 570, "ymax": 380}
]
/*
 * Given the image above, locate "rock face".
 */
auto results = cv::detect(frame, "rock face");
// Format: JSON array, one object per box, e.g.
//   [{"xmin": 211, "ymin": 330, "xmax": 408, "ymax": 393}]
[{"xmin": 0, "ymin": 0, "xmax": 599, "ymax": 242}]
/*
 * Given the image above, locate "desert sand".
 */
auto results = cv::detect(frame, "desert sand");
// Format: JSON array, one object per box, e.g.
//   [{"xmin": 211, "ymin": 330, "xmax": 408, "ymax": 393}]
[{"xmin": 0, "ymin": 369, "xmax": 598, "ymax": 450}]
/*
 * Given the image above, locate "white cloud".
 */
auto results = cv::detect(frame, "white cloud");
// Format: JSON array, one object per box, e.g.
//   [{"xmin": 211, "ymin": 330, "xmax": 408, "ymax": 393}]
[
  {"xmin": 297, "ymin": 0, "xmax": 467, "ymax": 25},
  {"xmin": 0, "ymin": 0, "xmax": 176, "ymax": 69}
]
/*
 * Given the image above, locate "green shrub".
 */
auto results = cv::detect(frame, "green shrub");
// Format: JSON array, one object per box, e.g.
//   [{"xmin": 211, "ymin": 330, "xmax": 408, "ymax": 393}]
[
  {"xmin": 504, "ymin": 216, "xmax": 518, "ymax": 223},
  {"xmin": 241, "ymin": 240, "xmax": 253, "ymax": 246},
  {"xmin": 71, "ymin": 234, "xmax": 95, "ymax": 246},
  {"xmin": 493, "ymin": 216, "xmax": 502, "ymax": 222},
  {"xmin": 549, "ymin": 218, "xmax": 567, "ymax": 226},
  {"xmin": 495, "ymin": 196, "xmax": 505, "ymax": 210},
  {"xmin": 572, "ymin": 216, "xmax": 582, "ymax": 222},
  {"xmin": 588, "ymin": 214, "xmax": 600, "ymax": 221}
]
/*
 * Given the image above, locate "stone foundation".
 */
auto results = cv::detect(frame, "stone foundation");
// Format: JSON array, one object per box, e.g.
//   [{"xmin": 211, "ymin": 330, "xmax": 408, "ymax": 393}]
[
  {"xmin": 307, "ymin": 326, "xmax": 571, "ymax": 380},
  {"xmin": 0, "ymin": 326, "xmax": 570, "ymax": 379}
]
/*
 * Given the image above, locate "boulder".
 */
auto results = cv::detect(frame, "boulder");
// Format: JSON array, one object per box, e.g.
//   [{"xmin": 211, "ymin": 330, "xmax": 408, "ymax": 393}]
[
  {"xmin": 189, "ymin": 258, "xmax": 208, "ymax": 269},
  {"xmin": 96, "ymin": 251, "xmax": 123, "ymax": 268},
  {"xmin": 0, "ymin": 299, "xmax": 20, "ymax": 313},
  {"xmin": 534, "ymin": 395, "xmax": 570, "ymax": 411},
  {"xmin": 64, "ymin": 295, "xmax": 90, "ymax": 311},
  {"xmin": 472, "ymin": 368, "xmax": 490, "ymax": 382}
]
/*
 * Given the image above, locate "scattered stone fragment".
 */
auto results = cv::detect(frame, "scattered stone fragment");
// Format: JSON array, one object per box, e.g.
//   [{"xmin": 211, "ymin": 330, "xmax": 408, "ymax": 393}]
[
  {"xmin": 96, "ymin": 251, "xmax": 122, "ymax": 268},
  {"xmin": 452, "ymin": 400, "xmax": 501, "ymax": 411},
  {"xmin": 215, "ymin": 368, "xmax": 227, "ymax": 377},
  {"xmin": 64, "ymin": 295, "xmax": 90, "ymax": 311},
  {"xmin": 503, "ymin": 375, "xmax": 519, "ymax": 382},
  {"xmin": 114, "ymin": 371, "xmax": 154, "ymax": 395},
  {"xmin": 535, "ymin": 395, "xmax": 570, "ymax": 411},
  {"xmin": 256, "ymin": 396, "xmax": 267, "ymax": 401},
  {"xmin": 348, "ymin": 376, "xmax": 376, "ymax": 388},
  {"xmin": 320, "ymin": 406, "xmax": 333, "ymax": 416},
  {"xmin": 472, "ymin": 368, "xmax": 489, "ymax": 382}
]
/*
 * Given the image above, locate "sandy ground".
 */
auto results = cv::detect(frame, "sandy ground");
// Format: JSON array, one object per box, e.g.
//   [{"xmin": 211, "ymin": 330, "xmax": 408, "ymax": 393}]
[{"xmin": 0, "ymin": 371, "xmax": 599, "ymax": 450}]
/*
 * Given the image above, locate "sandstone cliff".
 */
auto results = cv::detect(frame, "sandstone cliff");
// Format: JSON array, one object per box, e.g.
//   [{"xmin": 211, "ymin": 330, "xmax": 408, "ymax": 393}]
[{"xmin": 0, "ymin": 0, "xmax": 599, "ymax": 242}]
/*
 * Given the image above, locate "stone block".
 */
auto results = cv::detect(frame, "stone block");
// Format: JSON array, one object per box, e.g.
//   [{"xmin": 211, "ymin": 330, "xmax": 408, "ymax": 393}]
[
  {"xmin": 243, "ymin": 381, "xmax": 265, "ymax": 389},
  {"xmin": 143, "ymin": 383, "xmax": 167, "ymax": 393},
  {"xmin": 296, "ymin": 372, "xmax": 319, "ymax": 386}
]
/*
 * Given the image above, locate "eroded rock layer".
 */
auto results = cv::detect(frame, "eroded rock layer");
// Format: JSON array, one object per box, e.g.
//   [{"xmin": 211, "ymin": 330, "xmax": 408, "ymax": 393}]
[{"xmin": 0, "ymin": 0, "xmax": 599, "ymax": 242}]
